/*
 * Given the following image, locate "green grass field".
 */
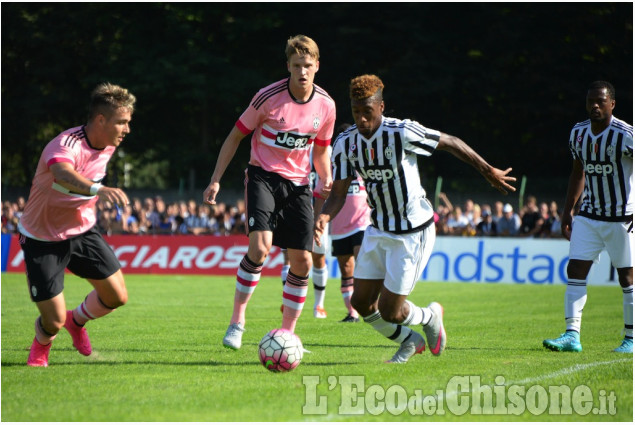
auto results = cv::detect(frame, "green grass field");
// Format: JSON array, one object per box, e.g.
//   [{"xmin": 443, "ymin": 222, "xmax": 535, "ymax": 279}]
[{"xmin": 1, "ymin": 272, "xmax": 632, "ymax": 421}]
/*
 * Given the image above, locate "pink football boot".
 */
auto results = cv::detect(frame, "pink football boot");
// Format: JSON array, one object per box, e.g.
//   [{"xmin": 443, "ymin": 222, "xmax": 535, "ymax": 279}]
[{"xmin": 64, "ymin": 310, "xmax": 92, "ymax": 356}]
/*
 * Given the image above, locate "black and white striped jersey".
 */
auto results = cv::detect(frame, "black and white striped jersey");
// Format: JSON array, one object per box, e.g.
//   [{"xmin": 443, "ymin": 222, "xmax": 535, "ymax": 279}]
[
  {"xmin": 569, "ymin": 116, "xmax": 633, "ymax": 222},
  {"xmin": 331, "ymin": 116, "xmax": 440, "ymax": 233}
]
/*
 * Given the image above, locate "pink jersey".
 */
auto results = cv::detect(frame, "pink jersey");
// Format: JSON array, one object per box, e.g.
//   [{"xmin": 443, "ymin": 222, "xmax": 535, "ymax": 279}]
[
  {"xmin": 18, "ymin": 126, "xmax": 114, "ymax": 241},
  {"xmin": 236, "ymin": 78, "xmax": 336, "ymax": 185},
  {"xmin": 330, "ymin": 173, "xmax": 371, "ymax": 239}
]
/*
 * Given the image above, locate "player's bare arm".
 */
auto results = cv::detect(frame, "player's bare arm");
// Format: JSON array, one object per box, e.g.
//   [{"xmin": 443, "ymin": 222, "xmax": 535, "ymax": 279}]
[
  {"xmin": 204, "ymin": 126, "xmax": 246, "ymax": 205},
  {"xmin": 50, "ymin": 162, "xmax": 129, "ymax": 206},
  {"xmin": 313, "ymin": 177, "xmax": 352, "ymax": 246},
  {"xmin": 437, "ymin": 132, "xmax": 517, "ymax": 195},
  {"xmin": 560, "ymin": 159, "xmax": 586, "ymax": 240},
  {"xmin": 312, "ymin": 144, "xmax": 333, "ymax": 199}
]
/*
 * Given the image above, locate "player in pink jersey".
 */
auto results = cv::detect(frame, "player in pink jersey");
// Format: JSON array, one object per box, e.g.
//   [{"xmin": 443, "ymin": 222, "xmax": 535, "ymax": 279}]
[
  {"xmin": 203, "ymin": 35, "xmax": 336, "ymax": 350},
  {"xmin": 310, "ymin": 123, "xmax": 372, "ymax": 322},
  {"xmin": 328, "ymin": 124, "xmax": 372, "ymax": 322},
  {"xmin": 19, "ymin": 83, "xmax": 135, "ymax": 367}
]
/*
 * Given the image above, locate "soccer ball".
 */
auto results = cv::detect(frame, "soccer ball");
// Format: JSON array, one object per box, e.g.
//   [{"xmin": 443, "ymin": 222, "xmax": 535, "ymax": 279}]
[{"xmin": 258, "ymin": 329, "xmax": 303, "ymax": 372}]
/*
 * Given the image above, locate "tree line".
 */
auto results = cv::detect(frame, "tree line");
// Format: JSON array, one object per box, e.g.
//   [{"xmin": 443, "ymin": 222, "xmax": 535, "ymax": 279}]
[{"xmin": 2, "ymin": 3, "xmax": 632, "ymax": 195}]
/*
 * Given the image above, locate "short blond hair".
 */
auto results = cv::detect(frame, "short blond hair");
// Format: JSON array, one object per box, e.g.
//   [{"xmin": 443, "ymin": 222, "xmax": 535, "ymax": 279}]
[
  {"xmin": 285, "ymin": 35, "xmax": 320, "ymax": 61},
  {"xmin": 88, "ymin": 82, "xmax": 136, "ymax": 120},
  {"xmin": 350, "ymin": 74, "xmax": 384, "ymax": 100}
]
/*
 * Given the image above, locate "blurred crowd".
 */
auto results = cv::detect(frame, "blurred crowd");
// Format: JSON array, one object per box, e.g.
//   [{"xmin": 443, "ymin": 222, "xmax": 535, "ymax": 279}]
[
  {"xmin": 1, "ymin": 196, "xmax": 247, "ymax": 236},
  {"xmin": 2, "ymin": 193, "xmax": 564, "ymax": 239},
  {"xmin": 434, "ymin": 193, "xmax": 564, "ymax": 238}
]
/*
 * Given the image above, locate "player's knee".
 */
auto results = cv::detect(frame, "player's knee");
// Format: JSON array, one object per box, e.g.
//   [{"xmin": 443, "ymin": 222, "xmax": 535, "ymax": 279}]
[
  {"xmin": 290, "ymin": 256, "xmax": 312, "ymax": 276},
  {"xmin": 377, "ymin": 298, "xmax": 406, "ymax": 323},
  {"xmin": 378, "ymin": 306, "xmax": 404, "ymax": 324},
  {"xmin": 112, "ymin": 288, "xmax": 128, "ymax": 308},
  {"xmin": 114, "ymin": 292, "xmax": 128, "ymax": 307},
  {"xmin": 101, "ymin": 286, "xmax": 128, "ymax": 308},
  {"xmin": 42, "ymin": 316, "xmax": 65, "ymax": 334},
  {"xmin": 566, "ymin": 260, "xmax": 591, "ymax": 280},
  {"xmin": 247, "ymin": 250, "xmax": 268, "ymax": 265}
]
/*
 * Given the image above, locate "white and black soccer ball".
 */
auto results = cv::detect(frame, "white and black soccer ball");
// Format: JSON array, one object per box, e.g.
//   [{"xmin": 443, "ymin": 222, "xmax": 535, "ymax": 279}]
[{"xmin": 258, "ymin": 329, "xmax": 303, "ymax": 372}]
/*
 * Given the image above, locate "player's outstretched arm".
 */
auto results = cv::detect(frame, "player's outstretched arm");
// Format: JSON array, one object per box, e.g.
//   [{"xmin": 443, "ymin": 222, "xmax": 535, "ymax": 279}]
[
  {"xmin": 204, "ymin": 126, "xmax": 245, "ymax": 205},
  {"xmin": 50, "ymin": 162, "xmax": 129, "ymax": 206},
  {"xmin": 437, "ymin": 133, "xmax": 517, "ymax": 195}
]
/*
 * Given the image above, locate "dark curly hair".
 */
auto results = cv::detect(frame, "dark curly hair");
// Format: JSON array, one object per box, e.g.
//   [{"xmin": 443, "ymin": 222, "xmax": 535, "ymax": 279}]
[{"xmin": 350, "ymin": 74, "xmax": 384, "ymax": 101}]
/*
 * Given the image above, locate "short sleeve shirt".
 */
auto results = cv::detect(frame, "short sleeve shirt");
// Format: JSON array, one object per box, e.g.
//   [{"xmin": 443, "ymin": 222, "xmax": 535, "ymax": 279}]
[
  {"xmin": 18, "ymin": 126, "xmax": 114, "ymax": 241},
  {"xmin": 236, "ymin": 78, "xmax": 336, "ymax": 186}
]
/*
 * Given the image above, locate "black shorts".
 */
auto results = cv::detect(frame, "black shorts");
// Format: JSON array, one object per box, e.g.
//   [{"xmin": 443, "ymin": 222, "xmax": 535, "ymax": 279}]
[
  {"xmin": 19, "ymin": 227, "xmax": 121, "ymax": 302},
  {"xmin": 331, "ymin": 230, "xmax": 366, "ymax": 256},
  {"xmin": 245, "ymin": 165, "xmax": 313, "ymax": 251}
]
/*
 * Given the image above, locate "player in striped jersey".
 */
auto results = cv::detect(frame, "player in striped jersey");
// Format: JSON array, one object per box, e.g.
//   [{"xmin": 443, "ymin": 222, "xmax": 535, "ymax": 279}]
[
  {"xmin": 315, "ymin": 75, "xmax": 516, "ymax": 363},
  {"xmin": 543, "ymin": 81, "xmax": 633, "ymax": 354},
  {"xmin": 20, "ymin": 83, "xmax": 135, "ymax": 367},
  {"xmin": 204, "ymin": 35, "xmax": 336, "ymax": 350}
]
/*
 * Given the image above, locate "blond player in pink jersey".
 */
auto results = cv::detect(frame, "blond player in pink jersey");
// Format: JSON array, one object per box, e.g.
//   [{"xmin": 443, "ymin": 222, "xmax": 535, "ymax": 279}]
[
  {"xmin": 203, "ymin": 35, "xmax": 336, "ymax": 350},
  {"xmin": 19, "ymin": 83, "xmax": 135, "ymax": 367}
]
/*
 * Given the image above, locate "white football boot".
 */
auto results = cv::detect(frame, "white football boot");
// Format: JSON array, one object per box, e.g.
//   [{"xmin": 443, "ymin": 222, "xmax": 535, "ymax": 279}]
[{"xmin": 222, "ymin": 322, "xmax": 245, "ymax": 350}]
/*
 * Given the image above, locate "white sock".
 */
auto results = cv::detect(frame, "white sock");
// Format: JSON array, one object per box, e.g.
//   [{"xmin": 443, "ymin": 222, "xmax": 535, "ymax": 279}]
[
  {"xmin": 564, "ymin": 278, "xmax": 587, "ymax": 333},
  {"xmin": 340, "ymin": 277, "xmax": 356, "ymax": 316},
  {"xmin": 281, "ymin": 272, "xmax": 308, "ymax": 333},
  {"xmin": 401, "ymin": 300, "xmax": 432, "ymax": 326},
  {"xmin": 363, "ymin": 311, "xmax": 412, "ymax": 344},
  {"xmin": 312, "ymin": 266, "xmax": 327, "ymax": 308},
  {"xmin": 622, "ymin": 286, "xmax": 633, "ymax": 338}
]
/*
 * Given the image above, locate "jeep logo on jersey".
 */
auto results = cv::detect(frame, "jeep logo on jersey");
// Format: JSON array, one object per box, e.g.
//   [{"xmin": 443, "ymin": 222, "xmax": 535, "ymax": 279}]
[
  {"xmin": 275, "ymin": 132, "xmax": 310, "ymax": 149},
  {"xmin": 585, "ymin": 161, "xmax": 614, "ymax": 176},
  {"xmin": 348, "ymin": 181, "xmax": 362, "ymax": 194},
  {"xmin": 358, "ymin": 167, "xmax": 394, "ymax": 182}
]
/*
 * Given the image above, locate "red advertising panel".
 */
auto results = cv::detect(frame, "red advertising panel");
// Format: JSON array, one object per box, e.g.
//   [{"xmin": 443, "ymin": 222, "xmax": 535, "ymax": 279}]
[{"xmin": 6, "ymin": 235, "xmax": 286, "ymax": 276}]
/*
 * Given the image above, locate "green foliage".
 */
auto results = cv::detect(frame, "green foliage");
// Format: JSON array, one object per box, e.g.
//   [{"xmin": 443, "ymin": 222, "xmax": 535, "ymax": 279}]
[
  {"xmin": 1, "ymin": 273, "xmax": 632, "ymax": 421},
  {"xmin": 106, "ymin": 149, "xmax": 170, "ymax": 189},
  {"xmin": 1, "ymin": 4, "xmax": 632, "ymax": 191}
]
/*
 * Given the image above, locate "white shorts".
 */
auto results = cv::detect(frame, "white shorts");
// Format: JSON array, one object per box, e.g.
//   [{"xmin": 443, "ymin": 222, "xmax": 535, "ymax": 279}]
[
  {"xmin": 354, "ymin": 224, "xmax": 436, "ymax": 296},
  {"xmin": 312, "ymin": 223, "xmax": 329, "ymax": 255},
  {"xmin": 569, "ymin": 215, "xmax": 633, "ymax": 268}
]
